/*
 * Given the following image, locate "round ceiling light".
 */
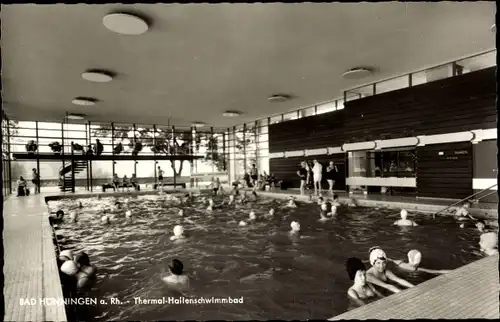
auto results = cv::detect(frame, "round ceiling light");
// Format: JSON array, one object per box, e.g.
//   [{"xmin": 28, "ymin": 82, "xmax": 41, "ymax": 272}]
[
  {"xmin": 192, "ymin": 122, "xmax": 206, "ymax": 128},
  {"xmin": 342, "ymin": 67, "xmax": 373, "ymax": 79},
  {"xmin": 103, "ymin": 13, "xmax": 149, "ymax": 35},
  {"xmin": 268, "ymin": 94, "xmax": 292, "ymax": 102},
  {"xmin": 222, "ymin": 111, "xmax": 241, "ymax": 117},
  {"xmin": 82, "ymin": 70, "xmax": 113, "ymax": 82},
  {"xmin": 72, "ymin": 97, "xmax": 97, "ymax": 106},
  {"xmin": 67, "ymin": 113, "xmax": 86, "ymax": 120}
]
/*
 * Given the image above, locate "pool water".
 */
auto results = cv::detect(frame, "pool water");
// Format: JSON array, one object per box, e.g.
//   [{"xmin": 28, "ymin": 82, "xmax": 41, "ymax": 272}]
[{"xmin": 50, "ymin": 193, "xmax": 484, "ymax": 321}]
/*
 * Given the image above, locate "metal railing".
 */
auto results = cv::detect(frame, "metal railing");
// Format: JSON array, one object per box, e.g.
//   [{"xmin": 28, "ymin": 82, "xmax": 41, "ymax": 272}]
[{"xmin": 432, "ymin": 183, "xmax": 498, "ymax": 219}]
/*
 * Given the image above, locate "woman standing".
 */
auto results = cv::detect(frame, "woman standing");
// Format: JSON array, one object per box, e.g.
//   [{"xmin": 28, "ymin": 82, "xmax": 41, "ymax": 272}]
[
  {"xmin": 32, "ymin": 168, "xmax": 41, "ymax": 194},
  {"xmin": 297, "ymin": 161, "xmax": 308, "ymax": 195},
  {"xmin": 326, "ymin": 161, "xmax": 338, "ymax": 195}
]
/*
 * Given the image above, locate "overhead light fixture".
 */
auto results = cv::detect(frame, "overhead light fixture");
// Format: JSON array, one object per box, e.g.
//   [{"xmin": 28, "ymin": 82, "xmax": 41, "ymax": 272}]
[
  {"xmin": 222, "ymin": 111, "xmax": 241, "ymax": 117},
  {"xmin": 342, "ymin": 67, "xmax": 373, "ymax": 79},
  {"xmin": 72, "ymin": 97, "xmax": 98, "ymax": 106},
  {"xmin": 103, "ymin": 13, "xmax": 149, "ymax": 35},
  {"xmin": 67, "ymin": 113, "xmax": 86, "ymax": 120},
  {"xmin": 192, "ymin": 122, "xmax": 205, "ymax": 128},
  {"xmin": 82, "ymin": 70, "xmax": 114, "ymax": 82},
  {"xmin": 268, "ymin": 94, "xmax": 293, "ymax": 102}
]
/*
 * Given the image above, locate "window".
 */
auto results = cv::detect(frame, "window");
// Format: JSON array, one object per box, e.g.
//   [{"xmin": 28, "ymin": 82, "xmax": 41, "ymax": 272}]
[{"xmin": 316, "ymin": 101, "xmax": 336, "ymax": 115}]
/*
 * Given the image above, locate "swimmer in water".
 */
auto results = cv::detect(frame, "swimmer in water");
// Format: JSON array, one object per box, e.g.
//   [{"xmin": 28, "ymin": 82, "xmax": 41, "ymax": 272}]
[
  {"xmin": 366, "ymin": 247, "xmax": 414, "ymax": 294},
  {"xmin": 49, "ymin": 210, "xmax": 65, "ymax": 225},
  {"xmin": 347, "ymin": 197, "xmax": 358, "ymax": 207},
  {"xmin": 290, "ymin": 221, "xmax": 300, "ymax": 235},
  {"xmin": 332, "ymin": 194, "xmax": 341, "ymax": 207},
  {"xmin": 125, "ymin": 210, "xmax": 132, "ymax": 220},
  {"xmin": 162, "ymin": 259, "xmax": 190, "ymax": 293},
  {"xmin": 78, "ymin": 202, "xmax": 83, "ymax": 208},
  {"xmin": 248, "ymin": 211, "xmax": 257, "ymax": 221},
  {"xmin": 393, "ymin": 209, "xmax": 418, "ymax": 227},
  {"xmin": 227, "ymin": 195, "xmax": 235, "ymax": 206},
  {"xmin": 178, "ymin": 209, "xmax": 184, "ymax": 217},
  {"xmin": 454, "ymin": 201, "xmax": 476, "ymax": 221},
  {"xmin": 475, "ymin": 219, "xmax": 492, "ymax": 233},
  {"xmin": 346, "ymin": 257, "xmax": 384, "ymax": 306},
  {"xmin": 319, "ymin": 204, "xmax": 331, "ymax": 221},
  {"xmin": 170, "ymin": 225, "xmax": 186, "ymax": 241},
  {"xmin": 59, "ymin": 250, "xmax": 74, "ymax": 263},
  {"xmin": 285, "ymin": 197, "xmax": 297, "ymax": 208},
  {"xmin": 69, "ymin": 211, "xmax": 78, "ymax": 223},
  {"xmin": 479, "ymin": 232, "xmax": 498, "ymax": 256},
  {"xmin": 74, "ymin": 252, "xmax": 97, "ymax": 291},
  {"xmin": 101, "ymin": 215, "xmax": 110, "ymax": 225},
  {"xmin": 264, "ymin": 208, "xmax": 275, "ymax": 219},
  {"xmin": 389, "ymin": 250, "xmax": 452, "ymax": 274}
]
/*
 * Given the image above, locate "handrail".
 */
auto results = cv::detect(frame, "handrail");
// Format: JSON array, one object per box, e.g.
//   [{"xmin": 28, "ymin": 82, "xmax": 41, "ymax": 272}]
[{"xmin": 433, "ymin": 183, "xmax": 498, "ymax": 218}]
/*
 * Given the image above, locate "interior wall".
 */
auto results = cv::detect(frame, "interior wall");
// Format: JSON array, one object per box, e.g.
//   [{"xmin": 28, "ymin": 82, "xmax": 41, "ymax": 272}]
[
  {"xmin": 472, "ymin": 139, "xmax": 498, "ymax": 203},
  {"xmin": 416, "ymin": 142, "xmax": 473, "ymax": 200}
]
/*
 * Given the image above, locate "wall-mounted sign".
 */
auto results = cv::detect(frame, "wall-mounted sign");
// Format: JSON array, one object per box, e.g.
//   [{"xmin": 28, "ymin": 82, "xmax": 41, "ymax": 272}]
[{"xmin": 454, "ymin": 150, "xmax": 469, "ymax": 155}]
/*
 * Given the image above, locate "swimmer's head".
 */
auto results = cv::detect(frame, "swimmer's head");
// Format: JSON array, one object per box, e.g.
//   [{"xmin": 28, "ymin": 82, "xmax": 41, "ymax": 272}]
[
  {"xmin": 463, "ymin": 201, "xmax": 471, "ymax": 209},
  {"xmin": 169, "ymin": 259, "xmax": 184, "ymax": 275},
  {"xmin": 369, "ymin": 247, "xmax": 387, "ymax": 271},
  {"xmin": 74, "ymin": 252, "xmax": 90, "ymax": 267},
  {"xmin": 173, "ymin": 225, "xmax": 184, "ymax": 237},
  {"xmin": 333, "ymin": 194, "xmax": 339, "ymax": 201},
  {"xmin": 400, "ymin": 209, "xmax": 408, "ymax": 220},
  {"xmin": 59, "ymin": 250, "xmax": 74, "ymax": 262},
  {"xmin": 479, "ymin": 232, "xmax": 498, "ymax": 251},
  {"xmin": 320, "ymin": 203, "xmax": 328, "ymax": 211},
  {"xmin": 346, "ymin": 257, "xmax": 366, "ymax": 285},
  {"xmin": 101, "ymin": 215, "xmax": 110, "ymax": 224},
  {"xmin": 124, "ymin": 198, "xmax": 130, "ymax": 203},
  {"xmin": 331, "ymin": 205, "xmax": 337, "ymax": 215},
  {"xmin": 78, "ymin": 202, "xmax": 83, "ymax": 208},
  {"xmin": 178, "ymin": 209, "xmax": 184, "ymax": 217},
  {"xmin": 56, "ymin": 210, "xmax": 65, "ymax": 218},
  {"xmin": 249, "ymin": 211, "xmax": 256, "ymax": 220},
  {"xmin": 125, "ymin": 210, "xmax": 132, "ymax": 218},
  {"xmin": 407, "ymin": 249, "xmax": 422, "ymax": 267},
  {"xmin": 239, "ymin": 220, "xmax": 247, "ymax": 226},
  {"xmin": 269, "ymin": 208, "xmax": 275, "ymax": 216},
  {"xmin": 475, "ymin": 220, "xmax": 486, "ymax": 231},
  {"xmin": 290, "ymin": 221, "xmax": 300, "ymax": 232},
  {"xmin": 317, "ymin": 197, "xmax": 324, "ymax": 205},
  {"xmin": 60, "ymin": 260, "xmax": 79, "ymax": 276},
  {"xmin": 229, "ymin": 195, "xmax": 235, "ymax": 201}
]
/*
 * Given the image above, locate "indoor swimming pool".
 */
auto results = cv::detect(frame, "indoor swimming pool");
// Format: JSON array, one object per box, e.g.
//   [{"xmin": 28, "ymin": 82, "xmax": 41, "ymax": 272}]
[{"xmin": 50, "ymin": 193, "xmax": 484, "ymax": 320}]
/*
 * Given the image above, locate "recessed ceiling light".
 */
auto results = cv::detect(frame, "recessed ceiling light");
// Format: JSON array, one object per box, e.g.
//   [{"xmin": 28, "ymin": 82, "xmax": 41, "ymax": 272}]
[
  {"xmin": 268, "ymin": 94, "xmax": 293, "ymax": 102},
  {"xmin": 342, "ymin": 67, "xmax": 373, "ymax": 79},
  {"xmin": 82, "ymin": 70, "xmax": 114, "ymax": 82},
  {"xmin": 222, "ymin": 111, "xmax": 241, "ymax": 117},
  {"xmin": 103, "ymin": 13, "xmax": 149, "ymax": 35},
  {"xmin": 72, "ymin": 97, "xmax": 98, "ymax": 106},
  {"xmin": 67, "ymin": 113, "xmax": 86, "ymax": 120},
  {"xmin": 192, "ymin": 122, "xmax": 205, "ymax": 128}
]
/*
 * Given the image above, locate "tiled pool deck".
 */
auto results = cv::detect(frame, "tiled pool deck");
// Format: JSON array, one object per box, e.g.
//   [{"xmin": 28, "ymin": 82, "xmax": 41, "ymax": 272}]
[{"xmin": 2, "ymin": 189, "xmax": 498, "ymax": 321}]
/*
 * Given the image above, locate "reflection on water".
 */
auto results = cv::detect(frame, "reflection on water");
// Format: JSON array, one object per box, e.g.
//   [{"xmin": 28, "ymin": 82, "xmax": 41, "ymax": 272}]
[{"xmin": 51, "ymin": 194, "xmax": 483, "ymax": 320}]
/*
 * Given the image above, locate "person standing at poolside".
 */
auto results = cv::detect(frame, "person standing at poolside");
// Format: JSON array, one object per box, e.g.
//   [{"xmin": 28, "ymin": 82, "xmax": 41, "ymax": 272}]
[
  {"xmin": 312, "ymin": 159, "xmax": 323, "ymax": 196},
  {"xmin": 325, "ymin": 161, "xmax": 338, "ymax": 195},
  {"xmin": 157, "ymin": 166, "xmax": 164, "ymax": 192},
  {"xmin": 297, "ymin": 161, "xmax": 309, "ymax": 195},
  {"xmin": 32, "ymin": 168, "xmax": 40, "ymax": 194},
  {"xmin": 249, "ymin": 164, "xmax": 258, "ymax": 188}
]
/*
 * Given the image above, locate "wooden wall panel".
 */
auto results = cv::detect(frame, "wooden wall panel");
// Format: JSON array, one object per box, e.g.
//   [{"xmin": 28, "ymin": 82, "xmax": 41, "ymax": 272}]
[
  {"xmin": 416, "ymin": 142, "xmax": 473, "ymax": 200},
  {"xmin": 269, "ymin": 67, "xmax": 496, "ymax": 153},
  {"xmin": 270, "ymin": 154, "xmax": 346, "ymax": 190}
]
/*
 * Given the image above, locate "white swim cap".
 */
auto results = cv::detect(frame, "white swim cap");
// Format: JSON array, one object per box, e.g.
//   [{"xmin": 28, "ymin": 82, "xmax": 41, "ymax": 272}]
[
  {"xmin": 407, "ymin": 249, "xmax": 422, "ymax": 266},
  {"xmin": 480, "ymin": 232, "xmax": 498, "ymax": 249},
  {"xmin": 59, "ymin": 250, "xmax": 74, "ymax": 261},
  {"xmin": 125, "ymin": 210, "xmax": 132, "ymax": 218},
  {"xmin": 61, "ymin": 260, "xmax": 79, "ymax": 276},
  {"xmin": 249, "ymin": 211, "xmax": 256, "ymax": 220},
  {"xmin": 124, "ymin": 198, "xmax": 130, "ymax": 203},
  {"xmin": 178, "ymin": 209, "xmax": 184, "ymax": 216},
  {"xmin": 101, "ymin": 215, "xmax": 109, "ymax": 223},
  {"xmin": 369, "ymin": 248, "xmax": 387, "ymax": 266},
  {"xmin": 239, "ymin": 221, "xmax": 247, "ymax": 226},
  {"xmin": 173, "ymin": 225, "xmax": 184, "ymax": 236},
  {"xmin": 321, "ymin": 203, "xmax": 328, "ymax": 211},
  {"xmin": 269, "ymin": 208, "xmax": 275, "ymax": 215},
  {"xmin": 291, "ymin": 221, "xmax": 300, "ymax": 231},
  {"xmin": 400, "ymin": 209, "xmax": 408, "ymax": 218}
]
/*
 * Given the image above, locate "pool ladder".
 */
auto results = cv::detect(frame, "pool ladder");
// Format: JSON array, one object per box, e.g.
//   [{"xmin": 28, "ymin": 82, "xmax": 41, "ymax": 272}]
[{"xmin": 432, "ymin": 183, "xmax": 498, "ymax": 219}]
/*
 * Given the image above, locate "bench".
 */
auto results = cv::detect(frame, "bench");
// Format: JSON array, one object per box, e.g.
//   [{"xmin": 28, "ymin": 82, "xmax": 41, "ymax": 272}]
[
  {"xmin": 102, "ymin": 183, "xmax": 140, "ymax": 192},
  {"xmin": 153, "ymin": 183, "xmax": 186, "ymax": 189}
]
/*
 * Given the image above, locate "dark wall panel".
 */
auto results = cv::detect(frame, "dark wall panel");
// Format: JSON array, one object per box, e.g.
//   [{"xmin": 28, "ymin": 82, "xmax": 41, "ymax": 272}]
[
  {"xmin": 269, "ymin": 67, "xmax": 496, "ymax": 153},
  {"xmin": 416, "ymin": 142, "xmax": 473, "ymax": 200},
  {"xmin": 270, "ymin": 154, "xmax": 346, "ymax": 190}
]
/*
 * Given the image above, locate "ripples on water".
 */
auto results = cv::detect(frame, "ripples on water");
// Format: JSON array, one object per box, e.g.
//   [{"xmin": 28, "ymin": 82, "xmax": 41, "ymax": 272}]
[{"xmin": 52, "ymin": 195, "xmax": 483, "ymax": 320}]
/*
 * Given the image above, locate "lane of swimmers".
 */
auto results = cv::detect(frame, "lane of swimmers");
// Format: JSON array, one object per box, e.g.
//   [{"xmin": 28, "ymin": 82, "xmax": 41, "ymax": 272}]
[{"xmin": 49, "ymin": 181, "xmax": 498, "ymax": 315}]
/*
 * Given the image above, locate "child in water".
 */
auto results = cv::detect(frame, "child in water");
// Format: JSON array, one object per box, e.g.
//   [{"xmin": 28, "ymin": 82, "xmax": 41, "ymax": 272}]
[{"xmin": 346, "ymin": 257, "xmax": 384, "ymax": 306}]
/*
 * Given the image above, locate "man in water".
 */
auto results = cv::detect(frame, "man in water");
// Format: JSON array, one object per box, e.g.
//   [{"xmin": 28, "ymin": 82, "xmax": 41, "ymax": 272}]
[
  {"xmin": 346, "ymin": 257, "xmax": 384, "ymax": 306},
  {"xmin": 162, "ymin": 259, "xmax": 190, "ymax": 294},
  {"xmin": 366, "ymin": 247, "xmax": 414, "ymax": 294}
]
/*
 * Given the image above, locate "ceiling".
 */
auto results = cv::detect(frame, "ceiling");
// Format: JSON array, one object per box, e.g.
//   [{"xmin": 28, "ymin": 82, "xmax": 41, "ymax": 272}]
[{"xmin": 1, "ymin": 2, "xmax": 496, "ymax": 129}]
